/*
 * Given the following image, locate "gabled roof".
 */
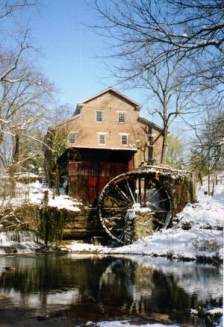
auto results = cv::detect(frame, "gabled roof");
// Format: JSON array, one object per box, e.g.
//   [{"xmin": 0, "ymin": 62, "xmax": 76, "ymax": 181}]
[{"xmin": 80, "ymin": 87, "xmax": 140, "ymax": 110}]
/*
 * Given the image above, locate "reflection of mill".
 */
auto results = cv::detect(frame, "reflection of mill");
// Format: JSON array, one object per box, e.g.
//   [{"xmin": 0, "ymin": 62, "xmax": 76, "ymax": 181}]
[
  {"xmin": 98, "ymin": 260, "xmax": 156, "ymax": 317},
  {"xmin": 97, "ymin": 259, "xmax": 195, "ymax": 323},
  {"xmin": 130, "ymin": 265, "xmax": 155, "ymax": 315}
]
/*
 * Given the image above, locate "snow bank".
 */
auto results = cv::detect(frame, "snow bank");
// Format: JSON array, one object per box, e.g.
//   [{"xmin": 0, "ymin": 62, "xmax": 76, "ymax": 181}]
[
  {"xmin": 26, "ymin": 181, "xmax": 81, "ymax": 212},
  {"xmin": 0, "ymin": 231, "xmax": 40, "ymax": 254},
  {"xmin": 67, "ymin": 226, "xmax": 223, "ymax": 261},
  {"xmin": 1, "ymin": 180, "xmax": 81, "ymax": 212},
  {"xmin": 65, "ymin": 174, "xmax": 224, "ymax": 262},
  {"xmin": 177, "ymin": 182, "xmax": 224, "ymax": 229},
  {"xmin": 111, "ymin": 228, "xmax": 223, "ymax": 260},
  {"xmin": 206, "ymin": 308, "xmax": 223, "ymax": 316}
]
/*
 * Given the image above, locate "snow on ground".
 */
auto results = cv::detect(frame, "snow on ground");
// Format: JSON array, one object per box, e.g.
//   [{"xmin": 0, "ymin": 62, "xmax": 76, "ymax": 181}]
[
  {"xmin": 207, "ymin": 308, "xmax": 223, "ymax": 315},
  {"xmin": 65, "ymin": 174, "xmax": 224, "ymax": 262},
  {"xmin": 24, "ymin": 181, "xmax": 82, "ymax": 212},
  {"xmin": 1, "ymin": 180, "xmax": 81, "ymax": 212},
  {"xmin": 177, "ymin": 181, "xmax": 224, "ymax": 229},
  {"xmin": 0, "ymin": 176, "xmax": 82, "ymax": 253},
  {"xmin": 0, "ymin": 231, "xmax": 41, "ymax": 254}
]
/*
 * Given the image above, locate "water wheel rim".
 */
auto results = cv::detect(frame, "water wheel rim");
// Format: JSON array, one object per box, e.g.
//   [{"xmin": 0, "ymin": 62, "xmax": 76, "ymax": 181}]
[{"xmin": 98, "ymin": 170, "xmax": 173, "ymax": 244}]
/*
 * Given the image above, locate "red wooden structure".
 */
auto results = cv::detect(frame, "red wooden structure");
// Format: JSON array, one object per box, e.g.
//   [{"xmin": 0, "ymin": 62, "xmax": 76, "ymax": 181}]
[{"xmin": 68, "ymin": 148, "xmax": 135, "ymax": 204}]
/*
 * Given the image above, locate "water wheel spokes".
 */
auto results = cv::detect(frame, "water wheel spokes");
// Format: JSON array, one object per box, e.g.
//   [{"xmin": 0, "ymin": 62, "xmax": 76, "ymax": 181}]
[{"xmin": 98, "ymin": 171, "xmax": 172, "ymax": 244}]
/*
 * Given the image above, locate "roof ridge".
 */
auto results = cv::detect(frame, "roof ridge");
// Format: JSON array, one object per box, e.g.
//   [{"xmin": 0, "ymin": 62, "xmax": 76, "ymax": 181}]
[{"xmin": 80, "ymin": 87, "xmax": 140, "ymax": 109}]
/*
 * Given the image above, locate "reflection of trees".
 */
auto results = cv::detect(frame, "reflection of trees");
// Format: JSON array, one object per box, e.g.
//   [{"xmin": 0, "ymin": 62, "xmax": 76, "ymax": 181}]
[
  {"xmin": 0, "ymin": 255, "xmax": 113, "ymax": 312},
  {"xmin": 149, "ymin": 271, "xmax": 191, "ymax": 320},
  {"xmin": 0, "ymin": 256, "xmax": 112, "ymax": 294},
  {"xmin": 99, "ymin": 260, "xmax": 134, "ymax": 310}
]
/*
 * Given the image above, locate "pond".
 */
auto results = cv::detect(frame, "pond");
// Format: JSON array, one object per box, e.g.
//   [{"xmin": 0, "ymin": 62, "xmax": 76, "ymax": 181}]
[{"xmin": 0, "ymin": 254, "xmax": 222, "ymax": 326}]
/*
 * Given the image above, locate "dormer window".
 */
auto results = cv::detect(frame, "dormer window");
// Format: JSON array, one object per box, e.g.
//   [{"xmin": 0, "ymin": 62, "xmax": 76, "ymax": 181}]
[
  {"xmin": 118, "ymin": 111, "xmax": 125, "ymax": 123},
  {"xmin": 68, "ymin": 132, "xmax": 78, "ymax": 144},
  {"xmin": 96, "ymin": 110, "xmax": 103, "ymax": 122}
]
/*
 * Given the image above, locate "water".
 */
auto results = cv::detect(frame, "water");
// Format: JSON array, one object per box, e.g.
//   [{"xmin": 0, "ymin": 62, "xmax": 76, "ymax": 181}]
[{"xmin": 0, "ymin": 254, "xmax": 222, "ymax": 326}]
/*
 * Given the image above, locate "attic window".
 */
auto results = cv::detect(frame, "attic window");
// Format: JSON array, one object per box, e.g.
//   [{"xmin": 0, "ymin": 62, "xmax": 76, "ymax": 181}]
[
  {"xmin": 68, "ymin": 132, "xmax": 77, "ymax": 143},
  {"xmin": 118, "ymin": 112, "xmax": 125, "ymax": 122},
  {"xmin": 96, "ymin": 110, "xmax": 103, "ymax": 122}
]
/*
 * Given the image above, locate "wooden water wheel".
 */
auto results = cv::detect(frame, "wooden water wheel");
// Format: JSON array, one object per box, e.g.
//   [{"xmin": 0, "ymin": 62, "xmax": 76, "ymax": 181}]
[{"xmin": 98, "ymin": 167, "xmax": 176, "ymax": 245}]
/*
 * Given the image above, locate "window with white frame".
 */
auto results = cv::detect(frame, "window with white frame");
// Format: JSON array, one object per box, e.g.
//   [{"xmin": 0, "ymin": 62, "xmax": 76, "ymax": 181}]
[
  {"xmin": 98, "ymin": 133, "xmax": 107, "ymax": 145},
  {"xmin": 96, "ymin": 110, "xmax": 103, "ymax": 122},
  {"xmin": 118, "ymin": 111, "xmax": 125, "ymax": 123},
  {"xmin": 68, "ymin": 132, "xmax": 78, "ymax": 144},
  {"xmin": 121, "ymin": 134, "xmax": 128, "ymax": 145}
]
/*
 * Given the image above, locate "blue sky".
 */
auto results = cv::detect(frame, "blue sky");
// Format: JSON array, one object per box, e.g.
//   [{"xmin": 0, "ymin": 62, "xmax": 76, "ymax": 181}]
[
  {"xmin": 17, "ymin": 0, "xmax": 192, "ymax": 140},
  {"xmin": 27, "ymin": 1, "xmax": 147, "ymax": 109}
]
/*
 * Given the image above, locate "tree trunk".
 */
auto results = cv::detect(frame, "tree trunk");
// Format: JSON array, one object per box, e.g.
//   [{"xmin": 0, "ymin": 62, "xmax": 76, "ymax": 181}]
[
  {"xmin": 160, "ymin": 101, "xmax": 168, "ymax": 164},
  {"xmin": 207, "ymin": 174, "xmax": 211, "ymax": 195},
  {"xmin": 8, "ymin": 164, "xmax": 16, "ymax": 197},
  {"xmin": 211, "ymin": 179, "xmax": 215, "ymax": 196},
  {"xmin": 160, "ymin": 126, "xmax": 168, "ymax": 164},
  {"xmin": 147, "ymin": 126, "xmax": 154, "ymax": 164},
  {"xmin": 198, "ymin": 171, "xmax": 203, "ymax": 186},
  {"xmin": 13, "ymin": 134, "xmax": 20, "ymax": 164},
  {"xmin": 55, "ymin": 166, "xmax": 60, "ymax": 195}
]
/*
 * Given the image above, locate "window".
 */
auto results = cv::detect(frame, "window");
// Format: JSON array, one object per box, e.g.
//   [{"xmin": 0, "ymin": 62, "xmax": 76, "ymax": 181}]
[
  {"xmin": 74, "ymin": 104, "xmax": 82, "ymax": 116},
  {"xmin": 98, "ymin": 133, "xmax": 106, "ymax": 145},
  {"xmin": 96, "ymin": 110, "xmax": 103, "ymax": 122},
  {"xmin": 68, "ymin": 132, "xmax": 77, "ymax": 143},
  {"xmin": 121, "ymin": 134, "xmax": 128, "ymax": 145},
  {"xmin": 118, "ymin": 111, "xmax": 125, "ymax": 123}
]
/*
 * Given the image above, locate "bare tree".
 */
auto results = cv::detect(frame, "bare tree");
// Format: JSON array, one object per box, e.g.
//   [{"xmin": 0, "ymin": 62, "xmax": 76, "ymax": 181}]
[
  {"xmin": 43, "ymin": 128, "xmax": 67, "ymax": 195},
  {"xmin": 138, "ymin": 57, "xmax": 192, "ymax": 163},
  {"xmin": 94, "ymin": 0, "xmax": 224, "ymax": 95},
  {"xmin": 0, "ymin": 1, "xmax": 54, "ymax": 173},
  {"xmin": 0, "ymin": 48, "xmax": 54, "ymax": 169},
  {"xmin": 190, "ymin": 110, "xmax": 224, "ymax": 193},
  {"xmin": 0, "ymin": 1, "xmax": 35, "ymax": 18},
  {"xmin": 93, "ymin": 1, "xmax": 207, "ymax": 163}
]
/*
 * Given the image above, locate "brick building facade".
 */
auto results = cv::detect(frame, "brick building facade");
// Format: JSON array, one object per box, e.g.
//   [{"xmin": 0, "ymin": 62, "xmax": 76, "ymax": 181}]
[{"xmin": 54, "ymin": 88, "xmax": 163, "ymax": 203}]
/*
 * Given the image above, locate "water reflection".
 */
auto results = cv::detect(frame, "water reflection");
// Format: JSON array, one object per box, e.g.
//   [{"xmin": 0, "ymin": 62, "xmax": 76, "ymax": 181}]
[{"xmin": 0, "ymin": 254, "xmax": 222, "ymax": 326}]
